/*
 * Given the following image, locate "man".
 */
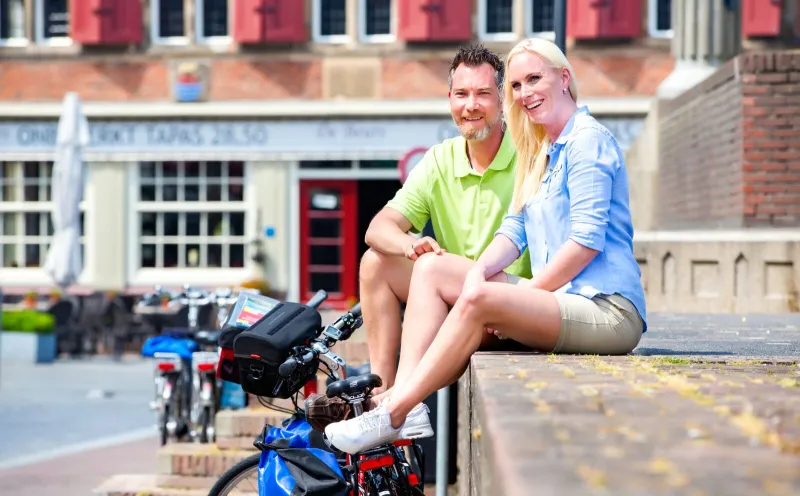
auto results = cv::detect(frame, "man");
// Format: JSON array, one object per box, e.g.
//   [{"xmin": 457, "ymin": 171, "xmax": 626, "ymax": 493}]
[{"xmin": 305, "ymin": 44, "xmax": 531, "ymax": 432}]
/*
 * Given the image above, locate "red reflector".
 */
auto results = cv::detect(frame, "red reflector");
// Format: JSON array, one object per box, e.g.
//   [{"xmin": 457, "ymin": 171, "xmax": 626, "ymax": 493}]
[
  {"xmin": 358, "ymin": 455, "xmax": 394, "ymax": 471},
  {"xmin": 408, "ymin": 473, "xmax": 419, "ymax": 486},
  {"xmin": 392, "ymin": 439, "xmax": 412, "ymax": 447},
  {"xmin": 250, "ymin": 354, "xmax": 261, "ymax": 360},
  {"xmin": 157, "ymin": 363, "xmax": 175, "ymax": 372},
  {"xmin": 198, "ymin": 363, "xmax": 215, "ymax": 372}
]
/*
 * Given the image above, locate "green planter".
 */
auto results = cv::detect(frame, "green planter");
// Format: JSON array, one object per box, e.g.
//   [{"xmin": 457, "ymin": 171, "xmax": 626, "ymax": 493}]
[{"xmin": 0, "ymin": 310, "xmax": 56, "ymax": 364}]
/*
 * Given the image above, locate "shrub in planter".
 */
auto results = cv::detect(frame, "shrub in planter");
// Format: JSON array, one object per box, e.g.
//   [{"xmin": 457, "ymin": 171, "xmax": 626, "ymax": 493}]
[{"xmin": 1, "ymin": 309, "xmax": 57, "ymax": 363}]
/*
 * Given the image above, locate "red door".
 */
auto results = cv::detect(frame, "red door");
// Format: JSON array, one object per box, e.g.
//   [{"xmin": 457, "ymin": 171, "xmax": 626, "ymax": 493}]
[{"xmin": 299, "ymin": 180, "xmax": 358, "ymax": 309}]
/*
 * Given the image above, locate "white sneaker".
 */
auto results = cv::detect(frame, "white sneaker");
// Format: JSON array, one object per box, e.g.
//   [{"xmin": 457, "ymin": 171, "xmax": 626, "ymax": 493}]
[
  {"xmin": 325, "ymin": 404, "xmax": 402, "ymax": 454},
  {"xmin": 399, "ymin": 403, "xmax": 434, "ymax": 440}
]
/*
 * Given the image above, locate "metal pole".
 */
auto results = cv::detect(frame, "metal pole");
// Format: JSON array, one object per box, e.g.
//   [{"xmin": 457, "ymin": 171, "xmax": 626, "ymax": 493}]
[
  {"xmin": 435, "ymin": 387, "xmax": 449, "ymax": 496},
  {"xmin": 555, "ymin": 0, "xmax": 568, "ymax": 55}
]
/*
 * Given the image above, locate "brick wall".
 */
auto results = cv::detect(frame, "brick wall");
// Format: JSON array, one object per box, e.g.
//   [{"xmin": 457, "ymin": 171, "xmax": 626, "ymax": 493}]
[{"xmin": 656, "ymin": 49, "xmax": 800, "ymax": 228}]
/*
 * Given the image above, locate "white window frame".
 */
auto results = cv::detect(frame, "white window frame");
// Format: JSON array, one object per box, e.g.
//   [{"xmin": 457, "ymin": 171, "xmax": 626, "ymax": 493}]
[
  {"xmin": 478, "ymin": 0, "xmax": 516, "ymax": 42},
  {"xmin": 151, "ymin": 0, "xmax": 189, "ymax": 46},
  {"xmin": 0, "ymin": 161, "xmax": 89, "ymax": 286},
  {"xmin": 126, "ymin": 161, "xmax": 257, "ymax": 287},
  {"xmin": 34, "ymin": 0, "xmax": 71, "ymax": 46},
  {"xmin": 525, "ymin": 0, "xmax": 555, "ymax": 41},
  {"xmin": 195, "ymin": 0, "xmax": 231, "ymax": 45},
  {"xmin": 312, "ymin": 0, "xmax": 349, "ymax": 44},
  {"xmin": 648, "ymin": 0, "xmax": 673, "ymax": 38},
  {"xmin": 358, "ymin": 0, "xmax": 395, "ymax": 44},
  {"xmin": 0, "ymin": 0, "xmax": 29, "ymax": 47}
]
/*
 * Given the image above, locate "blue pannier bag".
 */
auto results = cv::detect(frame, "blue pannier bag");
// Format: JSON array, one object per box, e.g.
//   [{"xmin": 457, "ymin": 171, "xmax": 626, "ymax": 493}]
[
  {"xmin": 255, "ymin": 416, "xmax": 348, "ymax": 496},
  {"xmin": 140, "ymin": 335, "xmax": 198, "ymax": 360}
]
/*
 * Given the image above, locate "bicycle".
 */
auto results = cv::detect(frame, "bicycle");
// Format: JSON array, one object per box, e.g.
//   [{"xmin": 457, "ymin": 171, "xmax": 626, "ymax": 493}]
[{"xmin": 208, "ymin": 289, "xmax": 425, "ymax": 496}]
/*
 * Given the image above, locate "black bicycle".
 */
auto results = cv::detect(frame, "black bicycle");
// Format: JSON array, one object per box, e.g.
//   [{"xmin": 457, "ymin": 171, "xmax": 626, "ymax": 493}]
[{"xmin": 208, "ymin": 290, "xmax": 425, "ymax": 496}]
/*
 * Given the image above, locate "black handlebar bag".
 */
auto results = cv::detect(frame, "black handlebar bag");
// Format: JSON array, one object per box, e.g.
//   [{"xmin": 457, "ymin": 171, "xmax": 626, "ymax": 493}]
[{"xmin": 232, "ymin": 301, "xmax": 322, "ymax": 398}]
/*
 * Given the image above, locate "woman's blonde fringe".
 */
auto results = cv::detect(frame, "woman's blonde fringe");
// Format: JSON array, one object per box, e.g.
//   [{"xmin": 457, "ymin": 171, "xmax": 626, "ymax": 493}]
[{"xmin": 504, "ymin": 38, "xmax": 578, "ymax": 214}]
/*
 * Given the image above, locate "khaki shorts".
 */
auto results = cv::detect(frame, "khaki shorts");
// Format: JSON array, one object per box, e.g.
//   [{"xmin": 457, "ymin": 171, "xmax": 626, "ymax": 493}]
[{"xmin": 506, "ymin": 274, "xmax": 644, "ymax": 355}]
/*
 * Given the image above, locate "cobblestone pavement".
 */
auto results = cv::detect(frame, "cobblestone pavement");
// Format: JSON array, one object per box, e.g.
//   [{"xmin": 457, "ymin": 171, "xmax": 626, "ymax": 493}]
[{"xmin": 473, "ymin": 352, "xmax": 800, "ymax": 495}]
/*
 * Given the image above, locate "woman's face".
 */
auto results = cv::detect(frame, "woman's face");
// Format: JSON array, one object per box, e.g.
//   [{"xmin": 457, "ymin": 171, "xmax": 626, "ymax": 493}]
[{"xmin": 507, "ymin": 51, "xmax": 568, "ymax": 127}]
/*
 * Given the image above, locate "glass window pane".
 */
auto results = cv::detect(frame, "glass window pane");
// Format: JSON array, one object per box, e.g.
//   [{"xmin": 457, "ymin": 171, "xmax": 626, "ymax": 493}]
[
  {"xmin": 657, "ymin": 0, "xmax": 671, "ymax": 31},
  {"xmin": 163, "ymin": 161, "xmax": 179, "ymax": 178},
  {"xmin": 140, "ymin": 162, "xmax": 156, "ymax": 179},
  {"xmin": 208, "ymin": 244, "xmax": 222, "ymax": 267},
  {"xmin": 159, "ymin": 0, "xmax": 184, "ymax": 38},
  {"xmin": 163, "ymin": 184, "xmax": 178, "ymax": 202},
  {"xmin": 141, "ymin": 213, "xmax": 157, "ymax": 236},
  {"xmin": 2, "ymin": 244, "xmax": 17, "ymax": 267},
  {"xmin": 164, "ymin": 212, "xmax": 179, "ymax": 236},
  {"xmin": 486, "ymin": 0, "xmax": 512, "ymax": 33},
  {"xmin": 24, "ymin": 183, "xmax": 39, "ymax": 201},
  {"xmin": 0, "ymin": 0, "xmax": 25, "ymax": 39},
  {"xmin": 208, "ymin": 213, "xmax": 223, "ymax": 236},
  {"xmin": 207, "ymin": 161, "xmax": 222, "ymax": 177},
  {"xmin": 164, "ymin": 243, "xmax": 179, "ymax": 267},
  {"xmin": 300, "ymin": 160, "xmax": 351, "ymax": 169},
  {"xmin": 186, "ymin": 243, "xmax": 201, "ymax": 267},
  {"xmin": 310, "ymin": 245, "xmax": 340, "ymax": 266},
  {"xmin": 206, "ymin": 183, "xmax": 221, "ymax": 202},
  {"xmin": 185, "ymin": 161, "xmax": 200, "ymax": 179},
  {"xmin": 311, "ymin": 272, "xmax": 340, "ymax": 293},
  {"xmin": 359, "ymin": 160, "xmax": 397, "ymax": 169},
  {"xmin": 228, "ymin": 183, "xmax": 243, "ymax": 202},
  {"xmin": 140, "ymin": 185, "xmax": 156, "ymax": 201},
  {"xmin": 141, "ymin": 244, "xmax": 157, "ymax": 267},
  {"xmin": 320, "ymin": 0, "xmax": 346, "ymax": 36},
  {"xmin": 230, "ymin": 244, "xmax": 244, "ymax": 268},
  {"xmin": 532, "ymin": 0, "xmax": 554, "ymax": 33},
  {"xmin": 24, "ymin": 213, "xmax": 40, "ymax": 236},
  {"xmin": 43, "ymin": 0, "xmax": 69, "ymax": 38},
  {"xmin": 184, "ymin": 184, "xmax": 200, "ymax": 201},
  {"xmin": 202, "ymin": 0, "xmax": 228, "ymax": 37},
  {"xmin": 186, "ymin": 212, "xmax": 201, "ymax": 236},
  {"xmin": 2, "ymin": 213, "xmax": 17, "ymax": 236},
  {"xmin": 229, "ymin": 212, "xmax": 245, "ymax": 236},
  {"xmin": 23, "ymin": 162, "xmax": 39, "ymax": 179},
  {"xmin": 228, "ymin": 161, "xmax": 244, "ymax": 177},
  {"xmin": 310, "ymin": 218, "xmax": 340, "ymax": 239},
  {"xmin": 366, "ymin": 0, "xmax": 391, "ymax": 35},
  {"xmin": 310, "ymin": 190, "xmax": 340, "ymax": 210},
  {"xmin": 24, "ymin": 243, "xmax": 39, "ymax": 266}
]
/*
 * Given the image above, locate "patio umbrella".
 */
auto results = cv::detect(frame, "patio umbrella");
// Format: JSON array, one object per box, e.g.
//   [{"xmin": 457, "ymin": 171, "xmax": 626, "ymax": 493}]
[{"xmin": 44, "ymin": 92, "xmax": 89, "ymax": 289}]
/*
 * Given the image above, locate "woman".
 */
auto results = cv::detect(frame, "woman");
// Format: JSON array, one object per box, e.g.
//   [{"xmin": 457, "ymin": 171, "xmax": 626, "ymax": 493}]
[{"xmin": 324, "ymin": 38, "xmax": 647, "ymax": 455}]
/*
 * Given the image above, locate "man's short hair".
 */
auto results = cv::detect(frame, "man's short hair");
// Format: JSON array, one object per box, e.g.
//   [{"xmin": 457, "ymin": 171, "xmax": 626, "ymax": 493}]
[{"xmin": 447, "ymin": 43, "xmax": 504, "ymax": 97}]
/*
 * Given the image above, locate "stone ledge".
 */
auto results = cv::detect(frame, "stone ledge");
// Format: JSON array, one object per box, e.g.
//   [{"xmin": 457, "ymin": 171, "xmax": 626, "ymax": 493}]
[{"xmin": 463, "ymin": 353, "xmax": 800, "ymax": 496}]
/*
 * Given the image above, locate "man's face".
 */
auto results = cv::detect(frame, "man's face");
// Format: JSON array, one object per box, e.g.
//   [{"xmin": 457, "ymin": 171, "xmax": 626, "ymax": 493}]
[{"xmin": 448, "ymin": 63, "xmax": 502, "ymax": 141}]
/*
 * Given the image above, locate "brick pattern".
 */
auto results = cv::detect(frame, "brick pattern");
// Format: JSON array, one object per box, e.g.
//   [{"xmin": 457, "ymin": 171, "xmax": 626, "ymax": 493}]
[
  {"xmin": 163, "ymin": 446, "xmax": 253, "ymax": 477},
  {"xmin": 0, "ymin": 50, "xmax": 674, "ymax": 102},
  {"xmin": 657, "ymin": 49, "xmax": 800, "ymax": 228}
]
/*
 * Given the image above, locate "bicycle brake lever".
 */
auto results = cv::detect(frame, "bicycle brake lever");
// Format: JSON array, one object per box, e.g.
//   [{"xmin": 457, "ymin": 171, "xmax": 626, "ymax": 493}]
[{"xmin": 321, "ymin": 350, "xmax": 346, "ymax": 369}]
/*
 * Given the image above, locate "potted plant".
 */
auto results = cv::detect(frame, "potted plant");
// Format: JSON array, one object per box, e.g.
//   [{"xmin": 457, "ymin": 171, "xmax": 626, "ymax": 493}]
[
  {"xmin": 23, "ymin": 291, "xmax": 38, "ymax": 308},
  {"xmin": 1, "ymin": 309, "xmax": 57, "ymax": 364}
]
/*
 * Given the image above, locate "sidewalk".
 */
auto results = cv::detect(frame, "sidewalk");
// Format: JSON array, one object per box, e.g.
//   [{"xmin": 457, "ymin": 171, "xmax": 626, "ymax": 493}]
[{"xmin": 0, "ymin": 435, "xmax": 159, "ymax": 496}]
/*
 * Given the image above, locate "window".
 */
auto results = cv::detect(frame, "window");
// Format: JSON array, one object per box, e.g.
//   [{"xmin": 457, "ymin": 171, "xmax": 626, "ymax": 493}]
[
  {"xmin": 649, "ymin": 0, "xmax": 672, "ymax": 37},
  {"xmin": 479, "ymin": 0, "xmax": 514, "ymax": 41},
  {"xmin": 313, "ymin": 0, "xmax": 348, "ymax": 43},
  {"xmin": 152, "ymin": 0, "xmax": 187, "ymax": 44},
  {"xmin": 196, "ymin": 0, "xmax": 229, "ymax": 43},
  {"xmin": 359, "ymin": 0, "xmax": 393, "ymax": 43},
  {"xmin": 36, "ymin": 0, "xmax": 69, "ymax": 44},
  {"xmin": 527, "ymin": 0, "xmax": 555, "ymax": 38},
  {"xmin": 135, "ymin": 161, "xmax": 248, "ymax": 270},
  {"xmin": 0, "ymin": 0, "xmax": 27, "ymax": 46},
  {"xmin": 0, "ymin": 162, "xmax": 86, "ymax": 269}
]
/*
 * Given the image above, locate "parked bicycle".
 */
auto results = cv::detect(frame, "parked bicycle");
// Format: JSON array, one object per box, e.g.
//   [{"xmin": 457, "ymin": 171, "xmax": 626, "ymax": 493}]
[
  {"xmin": 139, "ymin": 285, "xmax": 244, "ymax": 445},
  {"xmin": 208, "ymin": 290, "xmax": 425, "ymax": 496}
]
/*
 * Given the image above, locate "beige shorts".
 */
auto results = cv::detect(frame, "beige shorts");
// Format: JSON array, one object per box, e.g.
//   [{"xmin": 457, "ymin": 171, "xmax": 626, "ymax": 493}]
[{"xmin": 505, "ymin": 273, "xmax": 644, "ymax": 355}]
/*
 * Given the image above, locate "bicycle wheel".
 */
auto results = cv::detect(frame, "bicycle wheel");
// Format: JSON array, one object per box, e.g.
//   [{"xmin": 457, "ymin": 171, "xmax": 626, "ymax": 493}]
[{"xmin": 208, "ymin": 453, "xmax": 261, "ymax": 496}]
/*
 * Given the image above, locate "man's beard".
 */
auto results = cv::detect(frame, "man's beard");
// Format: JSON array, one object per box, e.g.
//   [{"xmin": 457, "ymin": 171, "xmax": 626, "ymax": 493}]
[{"xmin": 453, "ymin": 113, "xmax": 500, "ymax": 141}]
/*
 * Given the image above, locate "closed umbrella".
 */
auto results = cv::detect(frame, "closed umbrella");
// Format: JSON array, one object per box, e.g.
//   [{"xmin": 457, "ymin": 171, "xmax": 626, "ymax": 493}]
[{"xmin": 44, "ymin": 92, "xmax": 89, "ymax": 289}]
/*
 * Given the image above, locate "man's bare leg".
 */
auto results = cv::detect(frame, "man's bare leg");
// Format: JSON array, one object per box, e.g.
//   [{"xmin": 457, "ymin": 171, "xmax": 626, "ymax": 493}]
[{"xmin": 359, "ymin": 248, "xmax": 414, "ymax": 395}]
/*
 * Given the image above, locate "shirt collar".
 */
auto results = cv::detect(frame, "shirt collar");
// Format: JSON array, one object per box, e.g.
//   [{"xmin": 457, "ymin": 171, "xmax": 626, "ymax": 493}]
[
  {"xmin": 548, "ymin": 105, "xmax": 591, "ymax": 155},
  {"xmin": 454, "ymin": 130, "xmax": 515, "ymax": 178}
]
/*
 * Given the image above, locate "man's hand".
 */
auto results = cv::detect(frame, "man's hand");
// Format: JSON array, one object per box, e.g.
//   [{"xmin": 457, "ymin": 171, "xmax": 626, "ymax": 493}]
[{"xmin": 405, "ymin": 236, "xmax": 446, "ymax": 261}]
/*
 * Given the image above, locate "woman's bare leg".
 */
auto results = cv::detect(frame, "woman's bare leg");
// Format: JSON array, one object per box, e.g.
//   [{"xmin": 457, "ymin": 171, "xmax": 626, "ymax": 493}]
[{"xmin": 386, "ymin": 280, "xmax": 562, "ymax": 428}]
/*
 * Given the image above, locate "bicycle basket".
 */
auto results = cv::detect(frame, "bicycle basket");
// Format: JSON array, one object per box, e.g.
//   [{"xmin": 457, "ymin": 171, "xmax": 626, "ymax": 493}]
[{"xmin": 231, "ymin": 300, "xmax": 322, "ymax": 398}]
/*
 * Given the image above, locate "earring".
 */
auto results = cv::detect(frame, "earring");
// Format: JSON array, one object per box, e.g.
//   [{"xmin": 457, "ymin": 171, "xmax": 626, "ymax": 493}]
[{"xmin": 562, "ymin": 88, "xmax": 568, "ymax": 94}]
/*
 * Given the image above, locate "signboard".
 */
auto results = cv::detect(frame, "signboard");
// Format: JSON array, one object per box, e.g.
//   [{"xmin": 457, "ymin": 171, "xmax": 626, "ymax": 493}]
[
  {"xmin": 398, "ymin": 147, "xmax": 429, "ymax": 184},
  {"xmin": 0, "ymin": 117, "xmax": 644, "ymax": 155}
]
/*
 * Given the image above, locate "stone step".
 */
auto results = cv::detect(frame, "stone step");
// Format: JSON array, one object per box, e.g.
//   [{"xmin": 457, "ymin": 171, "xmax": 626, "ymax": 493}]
[
  {"xmin": 93, "ymin": 474, "xmax": 240, "ymax": 496},
  {"xmin": 157, "ymin": 443, "xmax": 256, "ymax": 478},
  {"xmin": 214, "ymin": 407, "xmax": 292, "ymax": 450}
]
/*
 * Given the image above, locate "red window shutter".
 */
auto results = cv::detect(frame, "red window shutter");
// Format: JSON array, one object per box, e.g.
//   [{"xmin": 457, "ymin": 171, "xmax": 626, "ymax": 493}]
[
  {"xmin": 71, "ymin": 0, "xmax": 142, "ymax": 44},
  {"xmin": 235, "ymin": 0, "xmax": 306, "ymax": 44},
  {"xmin": 743, "ymin": 0, "xmax": 782, "ymax": 37},
  {"xmin": 399, "ymin": 0, "xmax": 472, "ymax": 42},
  {"xmin": 567, "ymin": 0, "xmax": 640, "ymax": 39},
  {"xmin": 234, "ymin": 0, "xmax": 266, "ymax": 43}
]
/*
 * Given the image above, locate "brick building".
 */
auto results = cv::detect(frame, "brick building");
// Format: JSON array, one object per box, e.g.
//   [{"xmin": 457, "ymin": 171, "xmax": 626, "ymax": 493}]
[{"xmin": 0, "ymin": 0, "xmax": 793, "ymax": 306}]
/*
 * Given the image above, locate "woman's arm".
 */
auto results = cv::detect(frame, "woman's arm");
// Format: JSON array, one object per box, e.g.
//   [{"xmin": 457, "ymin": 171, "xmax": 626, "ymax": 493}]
[
  {"xmin": 530, "ymin": 128, "xmax": 617, "ymax": 291},
  {"xmin": 473, "ymin": 234, "xmax": 522, "ymax": 279}
]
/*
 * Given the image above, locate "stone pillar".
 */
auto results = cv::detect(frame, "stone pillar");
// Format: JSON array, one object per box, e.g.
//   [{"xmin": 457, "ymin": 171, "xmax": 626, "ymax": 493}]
[{"xmin": 657, "ymin": 0, "xmax": 742, "ymax": 99}]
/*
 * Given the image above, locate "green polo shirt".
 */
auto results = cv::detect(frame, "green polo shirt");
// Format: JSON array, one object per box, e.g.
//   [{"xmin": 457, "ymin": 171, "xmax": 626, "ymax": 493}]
[{"xmin": 387, "ymin": 131, "xmax": 532, "ymax": 279}]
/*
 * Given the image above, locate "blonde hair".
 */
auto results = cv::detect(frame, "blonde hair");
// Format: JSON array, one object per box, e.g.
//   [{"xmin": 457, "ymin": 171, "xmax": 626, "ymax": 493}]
[{"xmin": 504, "ymin": 38, "xmax": 578, "ymax": 214}]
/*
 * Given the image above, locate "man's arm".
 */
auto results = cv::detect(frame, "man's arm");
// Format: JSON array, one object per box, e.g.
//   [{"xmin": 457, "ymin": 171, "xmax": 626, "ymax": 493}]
[{"xmin": 364, "ymin": 207, "xmax": 421, "ymax": 257}]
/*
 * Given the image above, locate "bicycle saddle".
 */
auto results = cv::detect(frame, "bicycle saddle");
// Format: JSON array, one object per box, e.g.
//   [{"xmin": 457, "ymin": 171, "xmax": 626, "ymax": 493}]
[
  {"xmin": 193, "ymin": 329, "xmax": 222, "ymax": 347},
  {"xmin": 326, "ymin": 373, "xmax": 383, "ymax": 399}
]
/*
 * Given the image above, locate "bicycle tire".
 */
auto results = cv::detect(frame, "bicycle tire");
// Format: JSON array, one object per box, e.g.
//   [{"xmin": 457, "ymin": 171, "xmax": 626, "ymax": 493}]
[{"xmin": 207, "ymin": 452, "xmax": 260, "ymax": 496}]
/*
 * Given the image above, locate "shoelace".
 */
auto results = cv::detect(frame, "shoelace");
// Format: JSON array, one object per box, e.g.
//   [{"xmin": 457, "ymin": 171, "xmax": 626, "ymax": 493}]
[{"xmin": 358, "ymin": 409, "xmax": 390, "ymax": 434}]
